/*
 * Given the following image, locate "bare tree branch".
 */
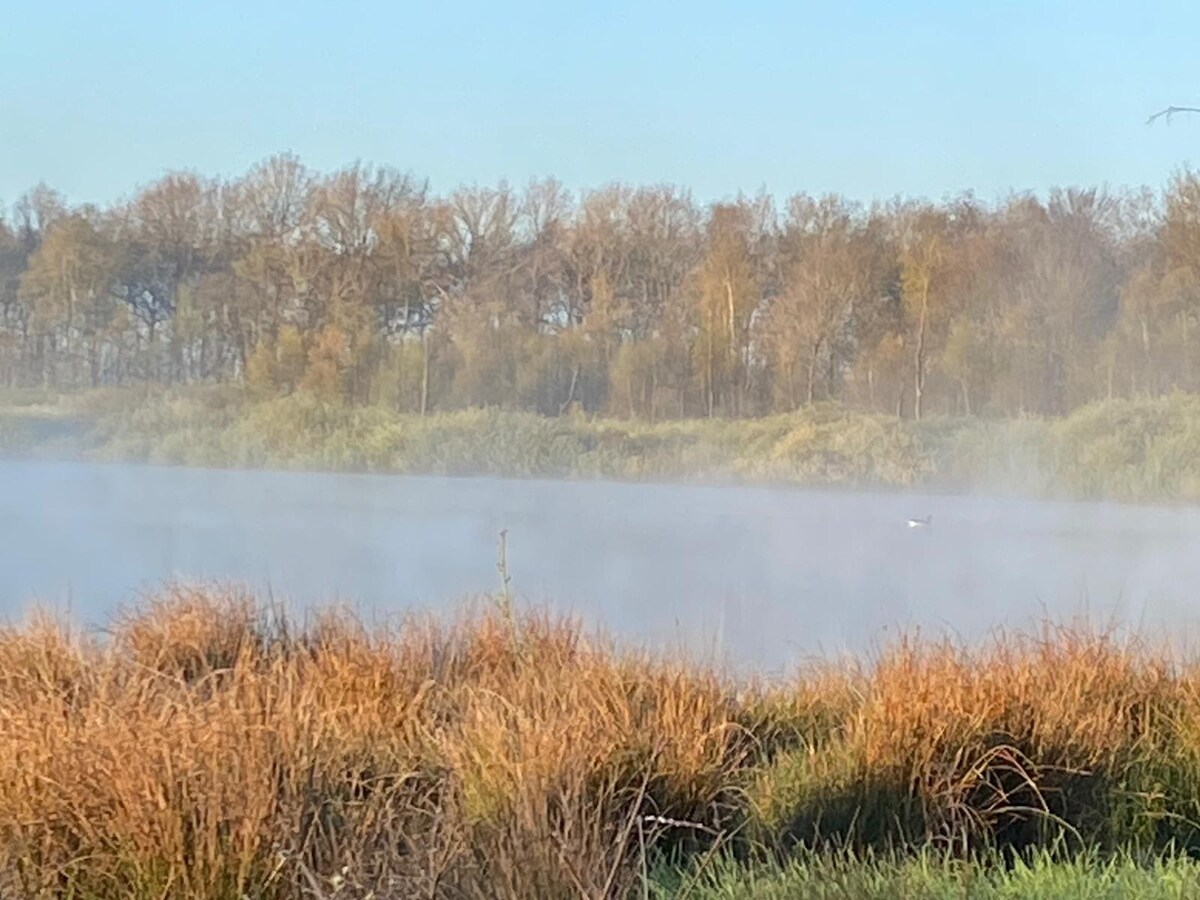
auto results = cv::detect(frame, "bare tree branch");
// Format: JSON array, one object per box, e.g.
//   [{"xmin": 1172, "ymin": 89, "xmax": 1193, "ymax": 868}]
[{"xmin": 1147, "ymin": 106, "xmax": 1200, "ymax": 125}]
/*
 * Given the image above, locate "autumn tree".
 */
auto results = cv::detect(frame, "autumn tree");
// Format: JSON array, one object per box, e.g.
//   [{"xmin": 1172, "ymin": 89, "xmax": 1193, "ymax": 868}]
[
  {"xmin": 897, "ymin": 206, "xmax": 950, "ymax": 420},
  {"xmin": 692, "ymin": 203, "xmax": 759, "ymax": 417},
  {"xmin": 5, "ymin": 153, "xmax": 1200, "ymax": 424},
  {"xmin": 19, "ymin": 212, "xmax": 123, "ymax": 387},
  {"xmin": 768, "ymin": 195, "xmax": 876, "ymax": 409}
]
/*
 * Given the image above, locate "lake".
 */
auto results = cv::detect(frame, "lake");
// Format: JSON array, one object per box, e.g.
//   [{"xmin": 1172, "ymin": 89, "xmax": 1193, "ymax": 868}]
[{"xmin": 4, "ymin": 460, "xmax": 1200, "ymax": 672}]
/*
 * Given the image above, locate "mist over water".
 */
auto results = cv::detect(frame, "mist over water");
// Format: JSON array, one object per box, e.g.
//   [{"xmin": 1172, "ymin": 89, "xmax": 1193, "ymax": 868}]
[{"xmin": 5, "ymin": 459, "xmax": 1200, "ymax": 672}]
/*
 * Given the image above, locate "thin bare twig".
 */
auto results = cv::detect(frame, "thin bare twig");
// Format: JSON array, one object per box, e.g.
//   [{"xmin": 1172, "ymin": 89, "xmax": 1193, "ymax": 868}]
[
  {"xmin": 496, "ymin": 528, "xmax": 514, "ymax": 625},
  {"xmin": 1147, "ymin": 105, "xmax": 1200, "ymax": 125},
  {"xmin": 639, "ymin": 814, "xmax": 722, "ymax": 837}
]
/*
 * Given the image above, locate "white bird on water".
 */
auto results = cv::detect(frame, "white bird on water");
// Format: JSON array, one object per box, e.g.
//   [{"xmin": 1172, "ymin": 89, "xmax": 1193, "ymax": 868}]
[{"xmin": 907, "ymin": 514, "xmax": 933, "ymax": 529}]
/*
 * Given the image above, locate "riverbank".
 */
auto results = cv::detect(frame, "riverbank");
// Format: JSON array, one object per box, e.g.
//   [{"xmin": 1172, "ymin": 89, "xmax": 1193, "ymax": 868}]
[
  {"xmin": 5, "ymin": 386, "xmax": 1200, "ymax": 502},
  {"xmin": 2, "ymin": 587, "xmax": 1199, "ymax": 897}
]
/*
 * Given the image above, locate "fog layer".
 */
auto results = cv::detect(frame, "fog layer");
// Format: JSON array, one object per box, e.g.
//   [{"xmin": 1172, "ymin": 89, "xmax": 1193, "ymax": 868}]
[{"xmin": 5, "ymin": 460, "xmax": 1199, "ymax": 672}]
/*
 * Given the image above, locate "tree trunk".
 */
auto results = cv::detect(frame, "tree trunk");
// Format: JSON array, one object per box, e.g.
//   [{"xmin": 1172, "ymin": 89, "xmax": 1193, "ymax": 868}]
[
  {"xmin": 1141, "ymin": 316, "xmax": 1153, "ymax": 394},
  {"xmin": 88, "ymin": 338, "xmax": 98, "ymax": 388},
  {"xmin": 787, "ymin": 357, "xmax": 798, "ymax": 411},
  {"xmin": 806, "ymin": 338, "xmax": 822, "ymax": 405},
  {"xmin": 725, "ymin": 274, "xmax": 737, "ymax": 416},
  {"xmin": 705, "ymin": 313, "xmax": 715, "ymax": 418},
  {"xmin": 913, "ymin": 280, "xmax": 929, "ymax": 420},
  {"xmin": 559, "ymin": 364, "xmax": 580, "ymax": 416},
  {"xmin": 1181, "ymin": 311, "xmax": 1192, "ymax": 390},
  {"xmin": 419, "ymin": 330, "xmax": 430, "ymax": 416}
]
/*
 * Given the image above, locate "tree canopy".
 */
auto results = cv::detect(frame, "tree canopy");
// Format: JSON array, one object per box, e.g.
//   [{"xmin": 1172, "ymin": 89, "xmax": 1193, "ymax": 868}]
[{"xmin": 2, "ymin": 158, "xmax": 1195, "ymax": 419}]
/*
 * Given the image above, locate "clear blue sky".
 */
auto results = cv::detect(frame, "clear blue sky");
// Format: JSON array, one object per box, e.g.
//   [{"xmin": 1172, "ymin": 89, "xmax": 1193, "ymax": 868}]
[{"xmin": 4, "ymin": 0, "xmax": 1200, "ymax": 208}]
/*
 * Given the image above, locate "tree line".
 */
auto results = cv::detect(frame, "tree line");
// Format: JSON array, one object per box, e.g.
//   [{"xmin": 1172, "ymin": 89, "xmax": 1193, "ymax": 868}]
[{"xmin": 2, "ymin": 155, "xmax": 1198, "ymax": 420}]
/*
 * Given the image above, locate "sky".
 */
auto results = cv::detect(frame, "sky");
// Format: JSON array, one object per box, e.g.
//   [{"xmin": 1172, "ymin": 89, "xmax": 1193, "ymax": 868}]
[{"xmin": 4, "ymin": 0, "xmax": 1200, "ymax": 209}]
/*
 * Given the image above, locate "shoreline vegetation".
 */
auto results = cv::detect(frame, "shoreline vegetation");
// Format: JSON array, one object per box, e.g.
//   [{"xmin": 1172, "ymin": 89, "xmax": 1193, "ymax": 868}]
[
  {"xmin": 5, "ymin": 586, "xmax": 1200, "ymax": 897},
  {"xmin": 6, "ymin": 386, "xmax": 1200, "ymax": 503}
]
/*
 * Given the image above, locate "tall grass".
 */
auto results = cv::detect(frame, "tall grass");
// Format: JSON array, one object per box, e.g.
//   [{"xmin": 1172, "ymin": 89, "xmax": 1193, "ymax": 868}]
[
  {"xmin": 3, "ymin": 587, "xmax": 1200, "ymax": 896},
  {"xmin": 11, "ymin": 386, "xmax": 1200, "ymax": 502}
]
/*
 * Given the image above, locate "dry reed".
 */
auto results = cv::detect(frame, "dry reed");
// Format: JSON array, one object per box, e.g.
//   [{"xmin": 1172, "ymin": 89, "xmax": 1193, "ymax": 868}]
[{"xmin": 0, "ymin": 588, "xmax": 1196, "ymax": 898}]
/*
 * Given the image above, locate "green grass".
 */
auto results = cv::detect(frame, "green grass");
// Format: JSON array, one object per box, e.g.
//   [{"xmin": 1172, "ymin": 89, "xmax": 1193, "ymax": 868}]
[
  {"xmin": 9, "ymin": 385, "xmax": 1200, "ymax": 502},
  {"xmin": 650, "ymin": 850, "xmax": 1200, "ymax": 899}
]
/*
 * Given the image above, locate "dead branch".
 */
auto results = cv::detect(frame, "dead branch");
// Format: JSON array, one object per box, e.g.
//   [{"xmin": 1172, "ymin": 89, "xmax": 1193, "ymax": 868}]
[{"xmin": 1147, "ymin": 106, "xmax": 1200, "ymax": 125}]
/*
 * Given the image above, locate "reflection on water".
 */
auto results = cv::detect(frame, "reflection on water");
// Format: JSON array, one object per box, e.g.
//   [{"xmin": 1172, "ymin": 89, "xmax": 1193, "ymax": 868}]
[{"xmin": 5, "ymin": 460, "xmax": 1200, "ymax": 672}]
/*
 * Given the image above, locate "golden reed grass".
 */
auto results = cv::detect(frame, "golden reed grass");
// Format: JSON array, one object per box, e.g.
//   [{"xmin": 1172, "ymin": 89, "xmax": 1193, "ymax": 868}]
[{"xmin": 0, "ymin": 587, "xmax": 1196, "ymax": 898}]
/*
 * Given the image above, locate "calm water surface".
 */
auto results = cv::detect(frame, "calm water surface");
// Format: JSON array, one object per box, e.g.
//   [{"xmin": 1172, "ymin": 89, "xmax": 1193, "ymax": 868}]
[{"xmin": 4, "ymin": 460, "xmax": 1200, "ymax": 671}]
